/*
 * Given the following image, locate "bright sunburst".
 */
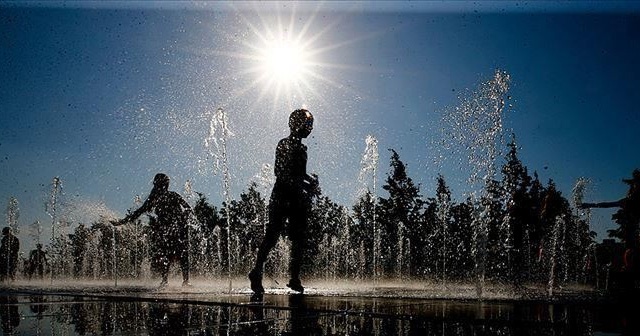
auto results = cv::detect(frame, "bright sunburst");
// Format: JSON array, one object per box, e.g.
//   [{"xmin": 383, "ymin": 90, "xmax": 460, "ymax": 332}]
[
  {"xmin": 260, "ymin": 38, "xmax": 309, "ymax": 85},
  {"xmin": 217, "ymin": 3, "xmax": 345, "ymax": 111},
  {"xmin": 206, "ymin": 3, "xmax": 376, "ymax": 112},
  {"xmin": 243, "ymin": 22, "xmax": 322, "ymax": 110}
]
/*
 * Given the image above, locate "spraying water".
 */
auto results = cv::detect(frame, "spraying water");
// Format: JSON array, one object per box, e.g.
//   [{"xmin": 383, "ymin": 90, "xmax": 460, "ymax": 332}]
[
  {"xmin": 254, "ymin": 163, "xmax": 275, "ymax": 195},
  {"xmin": 548, "ymin": 215, "xmax": 565, "ymax": 296},
  {"xmin": 6, "ymin": 197, "xmax": 19, "ymax": 235},
  {"xmin": 45, "ymin": 177, "xmax": 62, "ymax": 283},
  {"xmin": 358, "ymin": 135, "xmax": 379, "ymax": 198},
  {"xmin": 29, "ymin": 219, "xmax": 43, "ymax": 247},
  {"xmin": 358, "ymin": 135, "xmax": 379, "ymax": 282},
  {"xmin": 133, "ymin": 195, "xmax": 143, "ymax": 279},
  {"xmin": 572, "ymin": 177, "xmax": 591, "ymax": 214},
  {"xmin": 254, "ymin": 163, "xmax": 274, "ymax": 235},
  {"xmin": 204, "ymin": 107, "xmax": 234, "ymax": 291},
  {"xmin": 183, "ymin": 179, "xmax": 194, "ymax": 281},
  {"xmin": 572, "ymin": 177, "xmax": 594, "ymax": 284},
  {"xmin": 441, "ymin": 70, "xmax": 511, "ymax": 298},
  {"xmin": 184, "ymin": 180, "xmax": 194, "ymax": 202},
  {"xmin": 436, "ymin": 175, "xmax": 452, "ymax": 287},
  {"xmin": 113, "ymin": 216, "xmax": 118, "ymax": 287}
]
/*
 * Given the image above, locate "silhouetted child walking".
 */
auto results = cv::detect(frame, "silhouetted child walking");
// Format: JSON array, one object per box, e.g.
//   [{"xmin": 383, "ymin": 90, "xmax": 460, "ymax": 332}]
[{"xmin": 249, "ymin": 109, "xmax": 318, "ymax": 294}]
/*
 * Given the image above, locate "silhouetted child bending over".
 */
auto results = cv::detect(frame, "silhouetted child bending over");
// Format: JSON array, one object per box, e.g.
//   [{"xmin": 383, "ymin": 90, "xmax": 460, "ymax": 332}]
[
  {"xmin": 116, "ymin": 173, "xmax": 192, "ymax": 288},
  {"xmin": 249, "ymin": 109, "xmax": 319, "ymax": 294}
]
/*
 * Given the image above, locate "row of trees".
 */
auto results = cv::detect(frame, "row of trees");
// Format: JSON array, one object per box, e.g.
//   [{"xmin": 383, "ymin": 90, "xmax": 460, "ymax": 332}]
[{"xmin": 35, "ymin": 136, "xmax": 598, "ymax": 290}]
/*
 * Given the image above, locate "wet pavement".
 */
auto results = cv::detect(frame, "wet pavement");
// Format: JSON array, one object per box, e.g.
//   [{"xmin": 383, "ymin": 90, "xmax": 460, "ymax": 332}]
[{"xmin": 0, "ymin": 279, "xmax": 637, "ymax": 335}]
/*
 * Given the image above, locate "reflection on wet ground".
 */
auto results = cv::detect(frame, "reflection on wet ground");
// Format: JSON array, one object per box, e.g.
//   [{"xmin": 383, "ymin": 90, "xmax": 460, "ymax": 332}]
[{"xmin": 0, "ymin": 287, "xmax": 637, "ymax": 335}]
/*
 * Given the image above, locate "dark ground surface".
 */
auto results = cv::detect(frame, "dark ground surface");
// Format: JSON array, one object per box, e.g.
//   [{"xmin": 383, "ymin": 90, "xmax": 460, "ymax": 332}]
[{"xmin": 0, "ymin": 278, "xmax": 637, "ymax": 335}]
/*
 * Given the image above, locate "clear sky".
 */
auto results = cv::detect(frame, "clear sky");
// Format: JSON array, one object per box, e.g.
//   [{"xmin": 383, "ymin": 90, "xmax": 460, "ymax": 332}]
[{"xmin": 1, "ymin": 1, "xmax": 639, "ymax": 251}]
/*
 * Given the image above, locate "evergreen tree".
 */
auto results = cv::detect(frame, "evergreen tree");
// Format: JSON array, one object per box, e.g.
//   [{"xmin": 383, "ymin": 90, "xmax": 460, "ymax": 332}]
[
  {"xmin": 434, "ymin": 175, "xmax": 453, "ymax": 280},
  {"xmin": 227, "ymin": 183, "xmax": 267, "ymax": 276},
  {"xmin": 352, "ymin": 191, "xmax": 376, "ymax": 278},
  {"xmin": 70, "ymin": 224, "xmax": 90, "ymax": 277},
  {"xmin": 193, "ymin": 193, "xmax": 223, "ymax": 275},
  {"xmin": 449, "ymin": 200, "xmax": 475, "ymax": 279},
  {"xmin": 608, "ymin": 169, "xmax": 640, "ymax": 251},
  {"xmin": 49, "ymin": 224, "xmax": 72, "ymax": 279},
  {"xmin": 88, "ymin": 219, "xmax": 116, "ymax": 278},
  {"xmin": 483, "ymin": 178, "xmax": 507, "ymax": 280},
  {"xmin": 501, "ymin": 137, "xmax": 534, "ymax": 284},
  {"xmin": 306, "ymin": 194, "xmax": 346, "ymax": 278},
  {"xmin": 113, "ymin": 222, "xmax": 143, "ymax": 278},
  {"xmin": 539, "ymin": 180, "xmax": 572, "ymax": 286},
  {"xmin": 564, "ymin": 213, "xmax": 596, "ymax": 282},
  {"xmin": 527, "ymin": 172, "xmax": 546, "ymax": 280},
  {"xmin": 422, "ymin": 197, "xmax": 438, "ymax": 276},
  {"xmin": 377, "ymin": 149, "xmax": 425, "ymax": 277}
]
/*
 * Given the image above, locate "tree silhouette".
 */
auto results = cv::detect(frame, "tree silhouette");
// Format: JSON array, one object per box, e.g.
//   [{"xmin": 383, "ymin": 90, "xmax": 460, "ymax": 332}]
[
  {"xmin": 305, "ymin": 194, "xmax": 347, "ymax": 278},
  {"xmin": 70, "ymin": 224, "xmax": 90, "ymax": 277},
  {"xmin": 377, "ymin": 149, "xmax": 425, "ymax": 277},
  {"xmin": 193, "ymin": 193, "xmax": 223, "ymax": 275},
  {"xmin": 501, "ymin": 137, "xmax": 534, "ymax": 284},
  {"xmin": 449, "ymin": 200, "xmax": 474, "ymax": 279},
  {"xmin": 351, "ymin": 191, "xmax": 376, "ymax": 278},
  {"xmin": 227, "ymin": 182, "xmax": 267, "ymax": 276}
]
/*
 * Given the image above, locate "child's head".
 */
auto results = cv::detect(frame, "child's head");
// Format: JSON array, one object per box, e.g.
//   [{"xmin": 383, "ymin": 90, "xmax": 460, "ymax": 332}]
[
  {"xmin": 153, "ymin": 173, "xmax": 170, "ymax": 191},
  {"xmin": 289, "ymin": 109, "xmax": 314, "ymax": 138}
]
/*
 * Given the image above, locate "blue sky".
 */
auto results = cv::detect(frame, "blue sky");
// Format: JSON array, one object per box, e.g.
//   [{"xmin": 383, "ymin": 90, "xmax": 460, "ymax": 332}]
[{"xmin": 1, "ymin": 1, "xmax": 639, "ymax": 250}]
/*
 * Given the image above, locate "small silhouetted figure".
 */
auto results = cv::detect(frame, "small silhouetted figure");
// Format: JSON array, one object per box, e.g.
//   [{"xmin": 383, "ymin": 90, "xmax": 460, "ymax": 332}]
[
  {"xmin": 0, "ymin": 227, "xmax": 20, "ymax": 282},
  {"xmin": 249, "ymin": 109, "xmax": 319, "ymax": 294},
  {"xmin": 581, "ymin": 169, "xmax": 640, "ymax": 290},
  {"xmin": 28, "ymin": 244, "xmax": 48, "ymax": 280},
  {"xmin": 116, "ymin": 173, "xmax": 192, "ymax": 288}
]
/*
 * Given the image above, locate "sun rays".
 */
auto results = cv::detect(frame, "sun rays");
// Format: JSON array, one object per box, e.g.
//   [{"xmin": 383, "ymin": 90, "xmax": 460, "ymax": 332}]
[{"xmin": 216, "ymin": 3, "xmax": 358, "ymax": 113}]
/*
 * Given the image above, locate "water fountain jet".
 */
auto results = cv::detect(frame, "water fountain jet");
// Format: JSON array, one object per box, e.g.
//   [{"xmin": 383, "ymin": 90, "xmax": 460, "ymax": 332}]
[
  {"xmin": 358, "ymin": 135, "xmax": 379, "ymax": 283},
  {"xmin": 441, "ymin": 70, "xmax": 511, "ymax": 298},
  {"xmin": 204, "ymin": 107, "xmax": 234, "ymax": 292}
]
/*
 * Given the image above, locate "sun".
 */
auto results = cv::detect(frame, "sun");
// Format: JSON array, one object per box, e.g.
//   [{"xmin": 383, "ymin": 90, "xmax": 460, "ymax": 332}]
[
  {"xmin": 213, "ymin": 3, "xmax": 371, "ymax": 111},
  {"xmin": 248, "ymin": 31, "xmax": 319, "ymax": 107},
  {"xmin": 260, "ymin": 38, "xmax": 309, "ymax": 85},
  {"xmin": 220, "ymin": 5, "xmax": 335, "ymax": 110}
]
